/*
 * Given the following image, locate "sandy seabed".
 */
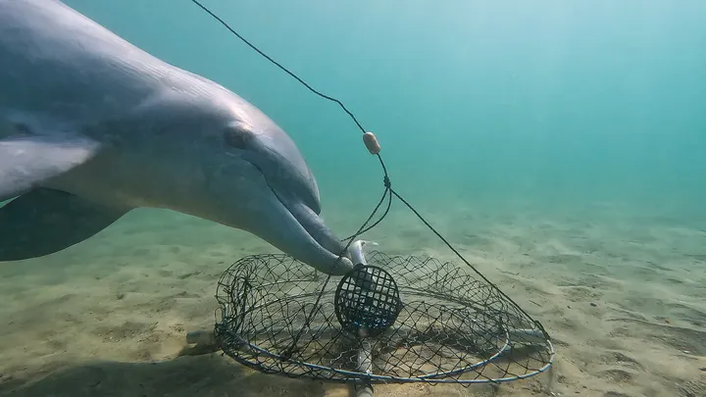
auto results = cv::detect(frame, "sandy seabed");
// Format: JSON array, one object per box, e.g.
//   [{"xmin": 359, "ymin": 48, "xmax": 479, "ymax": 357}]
[{"xmin": 1, "ymin": 201, "xmax": 705, "ymax": 397}]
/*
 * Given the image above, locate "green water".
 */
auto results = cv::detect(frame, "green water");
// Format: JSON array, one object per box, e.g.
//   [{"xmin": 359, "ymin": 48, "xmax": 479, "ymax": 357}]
[{"xmin": 65, "ymin": 0, "xmax": 706, "ymax": 228}]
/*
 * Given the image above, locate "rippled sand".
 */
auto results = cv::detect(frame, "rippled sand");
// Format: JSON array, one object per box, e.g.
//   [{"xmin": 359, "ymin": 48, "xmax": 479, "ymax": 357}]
[{"xmin": 1, "ymin": 203, "xmax": 705, "ymax": 397}]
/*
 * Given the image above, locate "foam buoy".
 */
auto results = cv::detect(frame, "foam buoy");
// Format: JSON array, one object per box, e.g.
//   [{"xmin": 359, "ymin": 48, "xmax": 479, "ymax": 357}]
[{"xmin": 363, "ymin": 131, "xmax": 381, "ymax": 155}]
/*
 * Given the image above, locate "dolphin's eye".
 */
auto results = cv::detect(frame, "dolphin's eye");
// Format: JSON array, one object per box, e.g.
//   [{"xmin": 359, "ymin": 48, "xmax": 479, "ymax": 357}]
[{"xmin": 223, "ymin": 123, "xmax": 253, "ymax": 150}]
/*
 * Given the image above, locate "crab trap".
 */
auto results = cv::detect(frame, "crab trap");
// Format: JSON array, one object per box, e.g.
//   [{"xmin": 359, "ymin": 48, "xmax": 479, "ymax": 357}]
[
  {"xmin": 201, "ymin": 240, "xmax": 555, "ymax": 388},
  {"xmin": 184, "ymin": 1, "xmax": 555, "ymax": 390}
]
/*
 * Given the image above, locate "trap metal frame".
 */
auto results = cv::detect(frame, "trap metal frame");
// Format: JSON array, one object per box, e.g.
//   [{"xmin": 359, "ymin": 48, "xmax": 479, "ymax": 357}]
[{"xmin": 207, "ymin": 241, "xmax": 555, "ymax": 389}]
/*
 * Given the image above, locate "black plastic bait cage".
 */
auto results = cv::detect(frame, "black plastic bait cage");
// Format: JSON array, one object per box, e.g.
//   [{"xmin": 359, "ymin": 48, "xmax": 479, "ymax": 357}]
[{"xmin": 209, "ymin": 242, "xmax": 555, "ymax": 387}]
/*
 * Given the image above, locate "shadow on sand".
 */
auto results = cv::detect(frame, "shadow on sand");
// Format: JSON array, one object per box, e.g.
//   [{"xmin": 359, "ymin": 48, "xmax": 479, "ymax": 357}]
[{"xmin": 0, "ymin": 353, "xmax": 332, "ymax": 397}]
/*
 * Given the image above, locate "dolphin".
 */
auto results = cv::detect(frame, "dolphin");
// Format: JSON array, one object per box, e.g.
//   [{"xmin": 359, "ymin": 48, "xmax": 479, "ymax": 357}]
[{"xmin": 0, "ymin": 0, "xmax": 354, "ymax": 275}]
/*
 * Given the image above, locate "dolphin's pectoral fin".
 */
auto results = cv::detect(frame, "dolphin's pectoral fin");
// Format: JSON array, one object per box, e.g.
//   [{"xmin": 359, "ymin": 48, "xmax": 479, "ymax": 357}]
[
  {"xmin": 0, "ymin": 135, "xmax": 102, "ymax": 202},
  {"xmin": 0, "ymin": 188, "xmax": 129, "ymax": 262}
]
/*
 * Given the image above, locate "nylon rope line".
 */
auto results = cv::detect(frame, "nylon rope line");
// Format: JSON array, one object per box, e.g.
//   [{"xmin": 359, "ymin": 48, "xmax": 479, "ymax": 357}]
[{"xmin": 188, "ymin": 0, "xmax": 549, "ymax": 342}]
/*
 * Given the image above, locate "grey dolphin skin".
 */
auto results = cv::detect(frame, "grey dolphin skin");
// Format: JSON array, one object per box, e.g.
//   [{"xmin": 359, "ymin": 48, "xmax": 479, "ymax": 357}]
[{"xmin": 0, "ymin": 0, "xmax": 354, "ymax": 275}]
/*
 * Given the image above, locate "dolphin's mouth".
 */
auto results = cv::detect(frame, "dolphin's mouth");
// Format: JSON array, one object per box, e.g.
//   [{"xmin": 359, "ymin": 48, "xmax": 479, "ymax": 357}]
[
  {"xmin": 281, "ymin": 193, "xmax": 349, "ymax": 258},
  {"xmin": 266, "ymin": 182, "xmax": 352, "ymax": 274},
  {"xmin": 288, "ymin": 199, "xmax": 349, "ymax": 258},
  {"xmin": 242, "ymin": 155, "xmax": 352, "ymax": 274}
]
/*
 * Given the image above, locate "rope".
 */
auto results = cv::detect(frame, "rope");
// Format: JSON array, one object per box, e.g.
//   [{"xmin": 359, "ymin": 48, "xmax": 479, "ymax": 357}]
[{"xmin": 188, "ymin": 0, "xmax": 549, "ymax": 350}]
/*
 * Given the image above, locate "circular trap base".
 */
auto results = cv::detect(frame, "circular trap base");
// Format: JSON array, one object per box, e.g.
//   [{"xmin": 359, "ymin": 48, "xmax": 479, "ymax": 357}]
[{"xmin": 213, "ymin": 250, "xmax": 554, "ymax": 385}]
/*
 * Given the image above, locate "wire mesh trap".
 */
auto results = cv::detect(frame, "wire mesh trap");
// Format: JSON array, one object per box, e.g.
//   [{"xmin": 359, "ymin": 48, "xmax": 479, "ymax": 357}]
[
  {"xmin": 186, "ymin": 0, "xmax": 555, "ymax": 390},
  {"xmin": 183, "ymin": 0, "xmax": 556, "ymax": 389},
  {"xmin": 212, "ymin": 245, "xmax": 555, "ymax": 386}
]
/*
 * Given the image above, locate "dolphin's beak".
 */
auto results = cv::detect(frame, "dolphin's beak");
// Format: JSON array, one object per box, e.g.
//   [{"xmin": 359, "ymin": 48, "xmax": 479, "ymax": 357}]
[
  {"xmin": 261, "ymin": 193, "xmax": 354, "ymax": 275},
  {"xmin": 287, "ymin": 200, "xmax": 350, "ymax": 260},
  {"xmin": 271, "ymin": 188, "xmax": 354, "ymax": 275},
  {"xmin": 234, "ymin": 119, "xmax": 354, "ymax": 274}
]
